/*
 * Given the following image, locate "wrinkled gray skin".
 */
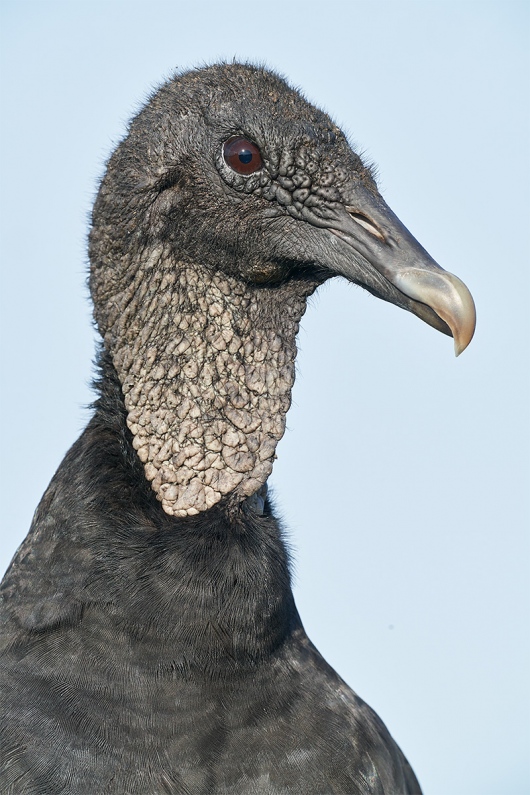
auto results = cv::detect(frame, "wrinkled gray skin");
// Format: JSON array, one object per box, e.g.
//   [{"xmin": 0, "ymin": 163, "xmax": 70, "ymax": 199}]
[{"xmin": 0, "ymin": 64, "xmax": 436, "ymax": 794}]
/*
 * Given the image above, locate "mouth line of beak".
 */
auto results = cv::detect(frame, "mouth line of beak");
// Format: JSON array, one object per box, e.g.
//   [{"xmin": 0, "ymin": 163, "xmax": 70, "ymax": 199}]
[
  {"xmin": 328, "ymin": 225, "xmax": 476, "ymax": 356},
  {"xmin": 329, "ymin": 225, "xmax": 440, "ymax": 312}
]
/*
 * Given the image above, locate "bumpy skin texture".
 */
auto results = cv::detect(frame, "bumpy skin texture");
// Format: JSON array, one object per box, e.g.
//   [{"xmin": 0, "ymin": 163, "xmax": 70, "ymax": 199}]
[
  {"xmin": 1, "ymin": 64, "xmax": 424, "ymax": 793},
  {"xmin": 105, "ymin": 253, "xmax": 312, "ymax": 516}
]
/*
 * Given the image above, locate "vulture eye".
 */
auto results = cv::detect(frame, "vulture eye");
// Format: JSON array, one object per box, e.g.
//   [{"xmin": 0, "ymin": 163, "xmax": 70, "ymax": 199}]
[{"xmin": 223, "ymin": 136, "xmax": 263, "ymax": 175}]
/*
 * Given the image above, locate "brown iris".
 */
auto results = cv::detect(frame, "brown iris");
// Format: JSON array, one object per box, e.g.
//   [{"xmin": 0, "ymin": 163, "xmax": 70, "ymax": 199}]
[{"xmin": 223, "ymin": 136, "xmax": 263, "ymax": 175}]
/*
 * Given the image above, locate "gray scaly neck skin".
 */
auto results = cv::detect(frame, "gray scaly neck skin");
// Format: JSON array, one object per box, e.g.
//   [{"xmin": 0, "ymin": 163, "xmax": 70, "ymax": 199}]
[{"xmin": 93, "ymin": 244, "xmax": 318, "ymax": 516}]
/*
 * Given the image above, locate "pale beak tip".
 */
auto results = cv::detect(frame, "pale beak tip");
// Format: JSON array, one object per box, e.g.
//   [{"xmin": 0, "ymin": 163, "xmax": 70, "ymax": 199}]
[{"xmin": 453, "ymin": 310, "xmax": 476, "ymax": 357}]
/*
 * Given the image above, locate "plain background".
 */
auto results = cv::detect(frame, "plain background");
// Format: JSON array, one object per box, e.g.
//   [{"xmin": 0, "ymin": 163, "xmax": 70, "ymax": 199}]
[{"xmin": 1, "ymin": 2, "xmax": 529, "ymax": 793}]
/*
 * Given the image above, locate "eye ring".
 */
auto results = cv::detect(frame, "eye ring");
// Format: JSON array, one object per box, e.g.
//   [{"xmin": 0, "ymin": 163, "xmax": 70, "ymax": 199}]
[{"xmin": 223, "ymin": 136, "xmax": 263, "ymax": 175}]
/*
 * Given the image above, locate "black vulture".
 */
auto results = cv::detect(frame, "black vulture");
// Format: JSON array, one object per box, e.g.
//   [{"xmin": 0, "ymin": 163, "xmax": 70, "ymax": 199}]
[{"xmin": 0, "ymin": 63, "xmax": 475, "ymax": 794}]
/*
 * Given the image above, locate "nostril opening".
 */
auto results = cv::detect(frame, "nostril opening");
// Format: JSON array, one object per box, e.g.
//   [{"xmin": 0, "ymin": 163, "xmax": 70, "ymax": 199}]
[{"xmin": 346, "ymin": 208, "xmax": 385, "ymax": 242}]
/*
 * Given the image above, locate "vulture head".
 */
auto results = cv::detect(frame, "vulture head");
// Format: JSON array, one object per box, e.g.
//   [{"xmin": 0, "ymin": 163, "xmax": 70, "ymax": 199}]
[{"xmin": 89, "ymin": 63, "xmax": 475, "ymax": 518}]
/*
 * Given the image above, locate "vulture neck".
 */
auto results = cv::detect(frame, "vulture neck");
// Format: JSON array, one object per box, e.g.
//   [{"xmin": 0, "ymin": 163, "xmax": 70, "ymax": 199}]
[
  {"xmin": 87, "ymin": 254, "xmax": 322, "ymax": 668},
  {"xmin": 86, "ymin": 352, "xmax": 302, "ymax": 671}
]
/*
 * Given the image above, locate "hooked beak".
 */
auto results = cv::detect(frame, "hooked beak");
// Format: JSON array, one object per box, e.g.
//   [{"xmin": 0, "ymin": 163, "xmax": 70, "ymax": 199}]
[{"xmin": 322, "ymin": 187, "xmax": 476, "ymax": 356}]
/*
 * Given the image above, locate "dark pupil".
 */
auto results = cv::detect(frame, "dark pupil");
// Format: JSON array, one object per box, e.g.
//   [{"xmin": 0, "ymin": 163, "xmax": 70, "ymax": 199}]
[{"xmin": 239, "ymin": 150, "xmax": 253, "ymax": 164}]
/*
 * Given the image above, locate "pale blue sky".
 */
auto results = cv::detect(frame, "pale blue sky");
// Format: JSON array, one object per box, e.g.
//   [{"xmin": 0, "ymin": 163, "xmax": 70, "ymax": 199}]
[{"xmin": 1, "ymin": 2, "xmax": 529, "ymax": 793}]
